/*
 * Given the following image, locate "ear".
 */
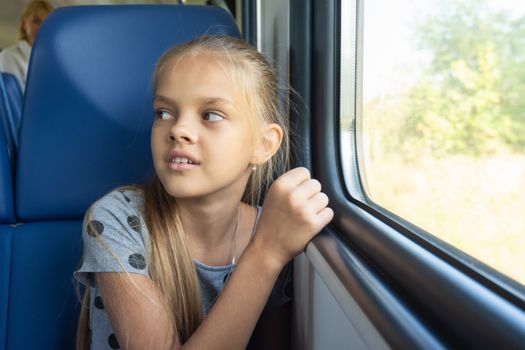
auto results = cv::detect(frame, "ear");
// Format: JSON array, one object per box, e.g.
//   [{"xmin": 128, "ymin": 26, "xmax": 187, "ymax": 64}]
[{"xmin": 251, "ymin": 123, "xmax": 283, "ymax": 165}]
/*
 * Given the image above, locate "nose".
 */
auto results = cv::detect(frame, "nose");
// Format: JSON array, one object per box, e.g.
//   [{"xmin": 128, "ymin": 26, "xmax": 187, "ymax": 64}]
[{"xmin": 169, "ymin": 115, "xmax": 197, "ymax": 144}]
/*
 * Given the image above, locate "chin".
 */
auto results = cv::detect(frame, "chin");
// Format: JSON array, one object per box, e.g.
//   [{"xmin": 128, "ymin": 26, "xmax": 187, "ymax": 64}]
[{"xmin": 157, "ymin": 177, "xmax": 200, "ymax": 199}]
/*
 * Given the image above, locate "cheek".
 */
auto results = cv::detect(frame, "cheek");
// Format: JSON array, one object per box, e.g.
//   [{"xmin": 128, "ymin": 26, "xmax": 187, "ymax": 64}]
[{"xmin": 150, "ymin": 128, "xmax": 165, "ymax": 158}]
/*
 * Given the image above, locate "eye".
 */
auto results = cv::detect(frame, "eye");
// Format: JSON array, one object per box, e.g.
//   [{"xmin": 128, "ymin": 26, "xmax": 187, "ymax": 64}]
[
  {"xmin": 203, "ymin": 112, "xmax": 224, "ymax": 122},
  {"xmin": 155, "ymin": 110, "xmax": 172, "ymax": 120}
]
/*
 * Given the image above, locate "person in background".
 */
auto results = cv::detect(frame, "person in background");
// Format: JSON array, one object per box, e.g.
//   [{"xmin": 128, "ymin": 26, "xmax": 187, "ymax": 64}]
[{"xmin": 0, "ymin": 0, "xmax": 54, "ymax": 91}]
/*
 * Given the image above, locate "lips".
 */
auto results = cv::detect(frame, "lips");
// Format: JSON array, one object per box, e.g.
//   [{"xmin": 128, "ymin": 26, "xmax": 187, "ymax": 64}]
[{"xmin": 166, "ymin": 149, "xmax": 200, "ymax": 170}]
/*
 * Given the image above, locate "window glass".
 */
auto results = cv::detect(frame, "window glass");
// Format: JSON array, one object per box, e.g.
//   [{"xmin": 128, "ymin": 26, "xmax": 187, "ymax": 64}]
[{"xmin": 345, "ymin": 0, "xmax": 525, "ymax": 286}]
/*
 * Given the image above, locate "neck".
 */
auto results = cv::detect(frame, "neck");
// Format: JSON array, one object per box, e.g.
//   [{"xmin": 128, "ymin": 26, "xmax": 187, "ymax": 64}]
[{"xmin": 177, "ymin": 195, "xmax": 241, "ymax": 248}]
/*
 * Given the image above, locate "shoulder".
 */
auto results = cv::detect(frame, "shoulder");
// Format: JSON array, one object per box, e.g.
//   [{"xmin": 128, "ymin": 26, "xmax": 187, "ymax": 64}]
[
  {"xmin": 0, "ymin": 44, "xmax": 17, "ymax": 64},
  {"xmin": 85, "ymin": 187, "xmax": 148, "ymax": 243},
  {"xmin": 0, "ymin": 43, "xmax": 19, "ymax": 54},
  {"xmin": 0, "ymin": 42, "xmax": 28, "ymax": 70},
  {"xmin": 89, "ymin": 187, "xmax": 144, "ymax": 217},
  {"xmin": 76, "ymin": 187, "xmax": 150, "ymax": 286},
  {"xmin": 0, "ymin": 42, "xmax": 23, "ymax": 59}
]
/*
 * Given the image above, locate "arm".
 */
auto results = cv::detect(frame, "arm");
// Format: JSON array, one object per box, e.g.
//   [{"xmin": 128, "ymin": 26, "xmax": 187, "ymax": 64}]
[
  {"xmin": 97, "ymin": 167, "xmax": 333, "ymax": 350},
  {"xmin": 97, "ymin": 242, "xmax": 283, "ymax": 350}
]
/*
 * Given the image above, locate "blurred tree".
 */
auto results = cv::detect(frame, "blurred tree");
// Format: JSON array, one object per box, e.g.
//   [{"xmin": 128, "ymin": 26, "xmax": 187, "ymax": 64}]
[{"xmin": 402, "ymin": 0, "xmax": 525, "ymax": 157}]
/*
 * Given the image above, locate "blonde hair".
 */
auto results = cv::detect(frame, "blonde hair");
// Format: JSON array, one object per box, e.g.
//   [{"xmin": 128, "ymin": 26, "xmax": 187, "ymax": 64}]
[
  {"xmin": 76, "ymin": 35, "xmax": 290, "ymax": 348},
  {"xmin": 18, "ymin": 0, "xmax": 53, "ymax": 42}
]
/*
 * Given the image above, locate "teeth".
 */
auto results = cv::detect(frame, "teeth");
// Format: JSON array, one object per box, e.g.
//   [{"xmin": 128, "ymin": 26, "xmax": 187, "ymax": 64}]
[{"xmin": 171, "ymin": 157, "xmax": 194, "ymax": 164}]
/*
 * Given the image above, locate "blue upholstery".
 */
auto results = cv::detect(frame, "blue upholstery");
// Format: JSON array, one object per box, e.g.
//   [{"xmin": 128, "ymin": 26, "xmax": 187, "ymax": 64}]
[
  {"xmin": 0, "ymin": 102, "xmax": 14, "ymax": 224},
  {"xmin": 0, "ymin": 226, "xmax": 13, "ymax": 350},
  {"xmin": 7, "ymin": 222, "xmax": 82, "ymax": 350},
  {"xmin": 0, "ymin": 73, "xmax": 22, "ymax": 161},
  {"xmin": 0, "ymin": 68, "xmax": 16, "ymax": 350},
  {"xmin": 17, "ymin": 4, "xmax": 240, "ymax": 221},
  {"xmin": 8, "ymin": 4, "xmax": 240, "ymax": 349}
]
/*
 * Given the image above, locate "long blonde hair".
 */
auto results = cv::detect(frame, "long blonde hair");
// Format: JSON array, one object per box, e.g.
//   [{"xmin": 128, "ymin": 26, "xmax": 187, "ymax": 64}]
[{"xmin": 76, "ymin": 35, "xmax": 290, "ymax": 348}]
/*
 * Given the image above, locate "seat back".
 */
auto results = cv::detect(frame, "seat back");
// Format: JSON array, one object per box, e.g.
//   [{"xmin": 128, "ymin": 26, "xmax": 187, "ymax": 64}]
[
  {"xmin": 8, "ymin": 4, "xmax": 240, "ymax": 349},
  {"xmin": 17, "ymin": 4, "xmax": 240, "ymax": 221},
  {"xmin": 0, "ymin": 105, "xmax": 14, "ymax": 224},
  {"xmin": 0, "ymin": 73, "xmax": 23, "ymax": 158},
  {"xmin": 0, "ymin": 226, "xmax": 13, "ymax": 350},
  {"xmin": 0, "ymin": 100, "xmax": 14, "ymax": 350}
]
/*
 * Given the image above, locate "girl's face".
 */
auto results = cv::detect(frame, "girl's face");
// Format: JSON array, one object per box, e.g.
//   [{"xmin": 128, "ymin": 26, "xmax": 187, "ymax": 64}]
[
  {"xmin": 151, "ymin": 54, "xmax": 257, "ymax": 201},
  {"xmin": 23, "ymin": 12, "xmax": 47, "ymax": 46}
]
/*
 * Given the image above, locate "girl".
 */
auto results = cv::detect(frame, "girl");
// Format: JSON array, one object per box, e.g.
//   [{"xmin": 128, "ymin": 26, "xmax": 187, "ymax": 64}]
[{"xmin": 75, "ymin": 35, "xmax": 333, "ymax": 350}]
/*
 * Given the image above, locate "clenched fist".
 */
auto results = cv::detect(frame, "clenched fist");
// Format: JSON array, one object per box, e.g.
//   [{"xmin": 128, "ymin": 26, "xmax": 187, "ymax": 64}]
[{"xmin": 252, "ymin": 167, "xmax": 334, "ymax": 268}]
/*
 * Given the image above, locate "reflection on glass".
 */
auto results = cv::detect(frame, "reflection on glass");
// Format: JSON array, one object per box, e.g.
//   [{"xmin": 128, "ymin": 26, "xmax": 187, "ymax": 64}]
[{"xmin": 358, "ymin": 0, "xmax": 525, "ymax": 285}]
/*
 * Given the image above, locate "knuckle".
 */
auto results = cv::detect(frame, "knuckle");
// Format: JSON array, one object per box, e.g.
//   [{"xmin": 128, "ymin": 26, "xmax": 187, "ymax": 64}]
[
  {"xmin": 272, "ymin": 178, "xmax": 289, "ymax": 193},
  {"xmin": 299, "ymin": 209, "xmax": 311, "ymax": 221},
  {"xmin": 306, "ymin": 218, "xmax": 319, "ymax": 232},
  {"xmin": 289, "ymin": 185, "xmax": 306, "ymax": 204},
  {"xmin": 288, "ymin": 193, "xmax": 303, "ymax": 211}
]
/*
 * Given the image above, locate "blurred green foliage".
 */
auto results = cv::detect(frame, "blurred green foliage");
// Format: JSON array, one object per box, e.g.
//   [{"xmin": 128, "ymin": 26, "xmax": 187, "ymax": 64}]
[{"xmin": 401, "ymin": 0, "xmax": 525, "ymax": 157}]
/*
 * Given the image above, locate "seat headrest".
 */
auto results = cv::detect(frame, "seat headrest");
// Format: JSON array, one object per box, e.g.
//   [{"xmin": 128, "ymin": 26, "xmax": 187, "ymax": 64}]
[{"xmin": 16, "ymin": 5, "xmax": 241, "ymax": 221}]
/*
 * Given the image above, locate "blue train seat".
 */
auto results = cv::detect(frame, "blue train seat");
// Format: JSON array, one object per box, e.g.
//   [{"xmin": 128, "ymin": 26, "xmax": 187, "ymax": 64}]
[
  {"xmin": 0, "ymin": 226, "xmax": 12, "ymax": 350},
  {"xmin": 7, "ymin": 4, "xmax": 240, "ymax": 349},
  {"xmin": 0, "ymin": 103, "xmax": 14, "ymax": 225},
  {"xmin": 0, "ymin": 95, "xmax": 14, "ymax": 350},
  {"xmin": 0, "ymin": 72, "xmax": 22, "ymax": 165}
]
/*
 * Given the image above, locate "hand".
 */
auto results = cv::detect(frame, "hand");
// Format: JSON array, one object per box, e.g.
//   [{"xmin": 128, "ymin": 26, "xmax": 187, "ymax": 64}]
[{"xmin": 253, "ymin": 167, "xmax": 334, "ymax": 268}]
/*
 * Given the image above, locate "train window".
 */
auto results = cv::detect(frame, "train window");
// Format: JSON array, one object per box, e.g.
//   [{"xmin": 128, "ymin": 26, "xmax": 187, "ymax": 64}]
[{"xmin": 341, "ymin": 0, "xmax": 525, "ymax": 286}]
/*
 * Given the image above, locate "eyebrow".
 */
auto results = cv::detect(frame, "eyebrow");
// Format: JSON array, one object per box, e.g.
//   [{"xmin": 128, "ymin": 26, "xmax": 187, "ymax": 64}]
[
  {"xmin": 202, "ymin": 97, "xmax": 234, "ymax": 106},
  {"xmin": 153, "ymin": 95, "xmax": 176, "ymax": 106},
  {"xmin": 154, "ymin": 95, "xmax": 234, "ymax": 107}
]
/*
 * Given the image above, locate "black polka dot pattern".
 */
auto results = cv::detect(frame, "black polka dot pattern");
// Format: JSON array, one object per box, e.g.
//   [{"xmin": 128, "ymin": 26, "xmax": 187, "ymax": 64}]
[
  {"xmin": 127, "ymin": 215, "xmax": 141, "ymax": 233},
  {"xmin": 128, "ymin": 253, "xmax": 146, "ymax": 270},
  {"xmin": 87, "ymin": 220, "xmax": 104, "ymax": 237},
  {"xmin": 120, "ymin": 191, "xmax": 131, "ymax": 202},
  {"xmin": 94, "ymin": 296, "xmax": 104, "ymax": 309},
  {"xmin": 108, "ymin": 333, "xmax": 120, "ymax": 349}
]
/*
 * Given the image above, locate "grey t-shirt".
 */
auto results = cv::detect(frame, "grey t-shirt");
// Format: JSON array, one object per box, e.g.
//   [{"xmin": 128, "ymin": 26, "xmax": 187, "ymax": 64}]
[{"xmin": 74, "ymin": 189, "xmax": 292, "ymax": 350}]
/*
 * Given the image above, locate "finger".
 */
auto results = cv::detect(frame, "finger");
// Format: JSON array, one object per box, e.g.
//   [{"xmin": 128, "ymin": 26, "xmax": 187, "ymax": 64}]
[
  {"xmin": 316, "ymin": 207, "xmax": 334, "ymax": 227},
  {"xmin": 276, "ymin": 167, "xmax": 311, "ymax": 189},
  {"xmin": 295, "ymin": 179, "xmax": 322, "ymax": 200},
  {"xmin": 307, "ymin": 192, "xmax": 329, "ymax": 214}
]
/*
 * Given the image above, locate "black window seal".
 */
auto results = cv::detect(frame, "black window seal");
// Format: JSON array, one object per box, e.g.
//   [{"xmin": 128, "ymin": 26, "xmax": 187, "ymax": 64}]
[
  {"xmin": 303, "ymin": 0, "xmax": 525, "ymax": 347},
  {"xmin": 242, "ymin": 0, "xmax": 257, "ymax": 47}
]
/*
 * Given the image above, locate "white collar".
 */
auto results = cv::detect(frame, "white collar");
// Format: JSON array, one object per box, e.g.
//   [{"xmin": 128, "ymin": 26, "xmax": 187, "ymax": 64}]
[{"xmin": 18, "ymin": 40, "xmax": 31, "ymax": 60}]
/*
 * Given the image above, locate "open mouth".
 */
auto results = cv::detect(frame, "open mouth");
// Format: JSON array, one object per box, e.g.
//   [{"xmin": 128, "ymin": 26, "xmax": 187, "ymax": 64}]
[
  {"xmin": 166, "ymin": 152, "xmax": 200, "ymax": 171},
  {"xmin": 170, "ymin": 156, "xmax": 195, "ymax": 164}
]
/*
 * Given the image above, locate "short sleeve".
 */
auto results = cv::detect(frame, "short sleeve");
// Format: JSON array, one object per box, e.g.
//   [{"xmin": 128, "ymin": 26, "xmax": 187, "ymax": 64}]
[
  {"xmin": 74, "ymin": 189, "xmax": 149, "ymax": 287},
  {"xmin": 265, "ymin": 261, "xmax": 293, "ymax": 310}
]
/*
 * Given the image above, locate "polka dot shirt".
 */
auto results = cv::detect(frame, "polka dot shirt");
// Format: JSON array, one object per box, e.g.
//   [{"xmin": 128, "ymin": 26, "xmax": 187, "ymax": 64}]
[{"xmin": 74, "ymin": 189, "xmax": 292, "ymax": 349}]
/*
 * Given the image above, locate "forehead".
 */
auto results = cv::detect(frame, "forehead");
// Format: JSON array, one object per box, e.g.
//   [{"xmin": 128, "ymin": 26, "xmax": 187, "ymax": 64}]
[
  {"xmin": 25, "ymin": 10, "xmax": 48, "ymax": 20},
  {"xmin": 156, "ymin": 54, "xmax": 240, "ymax": 100}
]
